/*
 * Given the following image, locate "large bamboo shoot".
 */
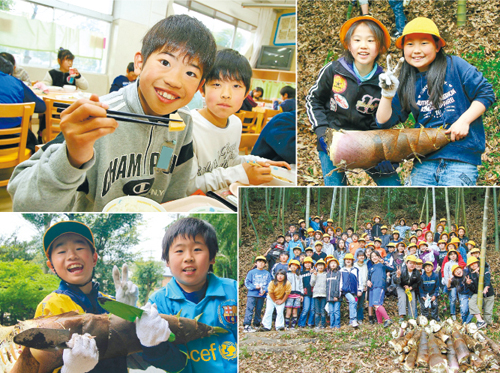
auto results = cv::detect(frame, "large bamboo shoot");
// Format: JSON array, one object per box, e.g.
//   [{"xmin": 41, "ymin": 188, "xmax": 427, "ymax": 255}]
[{"xmin": 325, "ymin": 127, "xmax": 450, "ymax": 170}]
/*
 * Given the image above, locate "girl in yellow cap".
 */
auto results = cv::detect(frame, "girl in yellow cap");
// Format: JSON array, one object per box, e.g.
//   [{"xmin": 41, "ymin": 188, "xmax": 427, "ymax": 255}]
[
  {"xmin": 376, "ymin": 17, "xmax": 495, "ymax": 186},
  {"xmin": 306, "ymin": 15, "xmax": 401, "ymax": 186}
]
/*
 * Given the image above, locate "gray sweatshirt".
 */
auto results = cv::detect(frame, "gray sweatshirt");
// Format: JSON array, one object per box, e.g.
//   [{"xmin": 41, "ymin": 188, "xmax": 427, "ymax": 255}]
[
  {"xmin": 310, "ymin": 271, "xmax": 327, "ymax": 298},
  {"xmin": 8, "ymin": 81, "xmax": 193, "ymax": 211}
]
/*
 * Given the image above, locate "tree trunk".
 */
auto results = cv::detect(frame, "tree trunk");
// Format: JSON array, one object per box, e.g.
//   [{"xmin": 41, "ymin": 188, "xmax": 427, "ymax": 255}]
[
  {"xmin": 426, "ymin": 187, "xmax": 429, "ymax": 224},
  {"xmin": 354, "ymin": 187, "xmax": 361, "ymax": 232},
  {"xmin": 457, "ymin": 0, "xmax": 467, "ymax": 26},
  {"xmin": 277, "ymin": 188, "xmax": 282, "ymax": 225},
  {"xmin": 432, "ymin": 187, "xmax": 436, "ymax": 233},
  {"xmin": 330, "ymin": 187, "xmax": 337, "ymax": 221},
  {"xmin": 455, "ymin": 189, "xmax": 460, "ymax": 226},
  {"xmin": 445, "ymin": 188, "xmax": 451, "ymax": 234},
  {"xmin": 338, "ymin": 188, "xmax": 343, "ymax": 229},
  {"xmin": 494, "ymin": 187, "xmax": 499, "ymax": 252},
  {"xmin": 246, "ymin": 189, "xmax": 260, "ymax": 246},
  {"xmin": 282, "ymin": 188, "xmax": 286, "ymax": 234},
  {"xmin": 343, "ymin": 188, "xmax": 348, "ymax": 231},
  {"xmin": 477, "ymin": 188, "xmax": 490, "ymax": 311},
  {"xmin": 387, "ymin": 189, "xmax": 391, "ymax": 218},
  {"xmin": 265, "ymin": 189, "xmax": 269, "ymax": 217},
  {"xmin": 420, "ymin": 188, "xmax": 427, "ymax": 222},
  {"xmin": 306, "ymin": 187, "xmax": 311, "ymax": 229},
  {"xmin": 461, "ymin": 188, "xmax": 467, "ymax": 233}
]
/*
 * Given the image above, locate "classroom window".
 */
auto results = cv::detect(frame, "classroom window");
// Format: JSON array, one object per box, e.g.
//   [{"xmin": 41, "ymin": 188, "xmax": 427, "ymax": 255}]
[
  {"xmin": 173, "ymin": 0, "xmax": 256, "ymax": 55},
  {"xmin": 0, "ymin": 0, "xmax": 111, "ymax": 74}
]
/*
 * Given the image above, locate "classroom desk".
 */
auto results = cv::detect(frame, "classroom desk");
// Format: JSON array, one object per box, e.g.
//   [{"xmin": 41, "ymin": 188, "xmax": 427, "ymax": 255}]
[{"xmin": 252, "ymin": 105, "xmax": 279, "ymax": 132}]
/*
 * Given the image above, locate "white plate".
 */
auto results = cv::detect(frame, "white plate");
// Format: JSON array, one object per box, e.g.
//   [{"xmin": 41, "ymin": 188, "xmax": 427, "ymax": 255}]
[
  {"xmin": 103, "ymin": 196, "xmax": 166, "ymax": 212},
  {"xmin": 229, "ymin": 183, "xmax": 240, "ymax": 196},
  {"xmin": 233, "ymin": 166, "xmax": 296, "ymax": 187},
  {"xmin": 46, "ymin": 86, "xmax": 64, "ymax": 92},
  {"xmin": 162, "ymin": 195, "xmax": 232, "ymax": 212}
]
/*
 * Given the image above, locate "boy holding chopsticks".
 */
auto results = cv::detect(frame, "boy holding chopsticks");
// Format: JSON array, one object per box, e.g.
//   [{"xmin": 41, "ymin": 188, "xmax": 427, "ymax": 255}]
[
  {"xmin": 8, "ymin": 15, "xmax": 216, "ymax": 211},
  {"xmin": 186, "ymin": 48, "xmax": 291, "ymax": 195}
]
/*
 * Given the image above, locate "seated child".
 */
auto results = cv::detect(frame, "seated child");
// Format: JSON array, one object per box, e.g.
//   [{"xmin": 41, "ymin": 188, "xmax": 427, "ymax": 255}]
[
  {"xmin": 9, "ymin": 15, "xmax": 216, "ymax": 212},
  {"xmin": 0, "ymin": 52, "xmax": 31, "ymax": 84},
  {"xmin": 326, "ymin": 257, "xmax": 341, "ymax": 328},
  {"xmin": 109, "ymin": 62, "xmax": 138, "ymax": 93},
  {"xmin": 149, "ymin": 217, "xmax": 237, "ymax": 372},
  {"xmin": 367, "ymin": 251, "xmax": 394, "ymax": 327},
  {"xmin": 310, "ymin": 259, "xmax": 327, "ymax": 328},
  {"xmin": 285, "ymin": 260, "xmax": 303, "ymax": 328},
  {"xmin": 244, "ymin": 256, "xmax": 272, "ymax": 332},
  {"xmin": 42, "ymin": 48, "xmax": 88, "ymax": 89},
  {"xmin": 278, "ymin": 86, "xmax": 296, "ymax": 112},
  {"xmin": 35, "ymin": 220, "xmax": 180, "ymax": 373},
  {"xmin": 262, "ymin": 269, "xmax": 291, "ymax": 331},
  {"xmin": 419, "ymin": 261, "xmax": 440, "ymax": 321},
  {"xmin": 288, "ymin": 232, "xmax": 304, "ymax": 257},
  {"xmin": 187, "ymin": 49, "xmax": 290, "ymax": 195}
]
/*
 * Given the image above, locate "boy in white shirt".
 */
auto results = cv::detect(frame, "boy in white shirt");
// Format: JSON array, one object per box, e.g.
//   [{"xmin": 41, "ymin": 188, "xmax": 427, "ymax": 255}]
[{"xmin": 187, "ymin": 49, "xmax": 290, "ymax": 194}]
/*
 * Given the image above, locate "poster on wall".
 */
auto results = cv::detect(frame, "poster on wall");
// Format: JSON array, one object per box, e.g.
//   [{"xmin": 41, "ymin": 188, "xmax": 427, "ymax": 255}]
[{"xmin": 273, "ymin": 12, "xmax": 296, "ymax": 46}]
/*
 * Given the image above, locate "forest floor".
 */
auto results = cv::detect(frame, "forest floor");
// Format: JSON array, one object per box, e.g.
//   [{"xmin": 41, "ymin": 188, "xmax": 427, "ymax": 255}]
[
  {"xmin": 297, "ymin": 0, "xmax": 500, "ymax": 186},
  {"xmin": 238, "ymin": 190, "xmax": 500, "ymax": 372}
]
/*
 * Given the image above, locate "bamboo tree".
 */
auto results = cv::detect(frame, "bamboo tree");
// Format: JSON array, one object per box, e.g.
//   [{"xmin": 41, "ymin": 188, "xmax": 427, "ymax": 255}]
[
  {"xmin": 431, "ymin": 187, "xmax": 436, "ymax": 232},
  {"xmin": 282, "ymin": 188, "xmax": 286, "ymax": 234},
  {"xmin": 265, "ymin": 189, "xmax": 269, "ymax": 217},
  {"xmin": 277, "ymin": 188, "xmax": 282, "ymax": 225},
  {"xmin": 457, "ymin": 0, "xmax": 467, "ymax": 27},
  {"xmin": 245, "ymin": 189, "xmax": 259, "ymax": 246},
  {"xmin": 477, "ymin": 188, "xmax": 490, "ymax": 311},
  {"xmin": 306, "ymin": 187, "xmax": 311, "ymax": 229},
  {"xmin": 426, "ymin": 187, "xmax": 429, "ymax": 224},
  {"xmin": 387, "ymin": 189, "xmax": 391, "ymax": 218},
  {"xmin": 354, "ymin": 187, "xmax": 361, "ymax": 232},
  {"xmin": 455, "ymin": 189, "xmax": 460, "ymax": 226},
  {"xmin": 494, "ymin": 187, "xmax": 499, "ymax": 252},
  {"xmin": 445, "ymin": 188, "xmax": 451, "ymax": 233},
  {"xmin": 343, "ymin": 188, "xmax": 348, "ymax": 231},
  {"xmin": 461, "ymin": 188, "xmax": 467, "ymax": 232},
  {"xmin": 338, "ymin": 188, "xmax": 343, "ymax": 227},
  {"xmin": 318, "ymin": 189, "xmax": 321, "ymax": 215},
  {"xmin": 330, "ymin": 187, "xmax": 337, "ymax": 220},
  {"xmin": 420, "ymin": 189, "xmax": 427, "ymax": 222}
]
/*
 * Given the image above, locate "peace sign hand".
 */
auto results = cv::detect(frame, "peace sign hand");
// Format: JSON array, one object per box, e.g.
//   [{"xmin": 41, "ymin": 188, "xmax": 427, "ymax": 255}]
[
  {"xmin": 113, "ymin": 264, "xmax": 139, "ymax": 306},
  {"xmin": 465, "ymin": 275, "xmax": 472, "ymax": 285},
  {"xmin": 378, "ymin": 55, "xmax": 405, "ymax": 98}
]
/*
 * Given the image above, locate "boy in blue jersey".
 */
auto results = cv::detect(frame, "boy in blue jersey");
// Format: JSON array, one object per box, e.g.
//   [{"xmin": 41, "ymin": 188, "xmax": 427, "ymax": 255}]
[
  {"xmin": 34, "ymin": 220, "xmax": 182, "ymax": 373},
  {"xmin": 149, "ymin": 217, "xmax": 237, "ymax": 373}
]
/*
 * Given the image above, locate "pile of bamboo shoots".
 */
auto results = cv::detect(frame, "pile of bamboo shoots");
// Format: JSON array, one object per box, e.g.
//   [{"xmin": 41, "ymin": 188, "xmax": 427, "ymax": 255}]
[{"xmin": 389, "ymin": 316, "xmax": 500, "ymax": 372}]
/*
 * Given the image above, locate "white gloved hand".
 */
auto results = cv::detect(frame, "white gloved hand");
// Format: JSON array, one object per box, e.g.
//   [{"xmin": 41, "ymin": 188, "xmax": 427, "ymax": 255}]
[
  {"xmin": 403, "ymin": 0, "xmax": 410, "ymax": 6},
  {"xmin": 136, "ymin": 302, "xmax": 171, "ymax": 347},
  {"xmin": 424, "ymin": 294, "xmax": 431, "ymax": 309},
  {"xmin": 61, "ymin": 333, "xmax": 99, "ymax": 373},
  {"xmin": 113, "ymin": 264, "xmax": 139, "ymax": 306},
  {"xmin": 378, "ymin": 55, "xmax": 405, "ymax": 98}
]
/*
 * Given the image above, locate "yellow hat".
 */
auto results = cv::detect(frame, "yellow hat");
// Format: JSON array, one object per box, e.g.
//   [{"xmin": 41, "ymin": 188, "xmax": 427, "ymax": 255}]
[
  {"xmin": 366, "ymin": 242, "xmax": 375, "ymax": 247},
  {"xmin": 396, "ymin": 17, "xmax": 446, "ymax": 49},
  {"xmin": 381, "ymin": 225, "xmax": 388, "ymax": 230},
  {"xmin": 358, "ymin": 237, "xmax": 366, "ymax": 242},
  {"xmin": 440, "ymin": 218, "xmax": 447, "ymax": 222},
  {"xmin": 450, "ymin": 237, "xmax": 461, "ymax": 244},
  {"xmin": 340, "ymin": 15, "xmax": 391, "ymax": 53},
  {"xmin": 323, "ymin": 233, "xmax": 331, "ymax": 238},
  {"xmin": 303, "ymin": 257, "xmax": 314, "ymax": 264},
  {"xmin": 292, "ymin": 246, "xmax": 302, "ymax": 252},
  {"xmin": 336, "ymin": 226, "xmax": 343, "ymax": 232},
  {"xmin": 315, "ymin": 259, "xmax": 326, "ymax": 267},
  {"xmin": 288, "ymin": 259, "xmax": 301, "ymax": 267},
  {"xmin": 406, "ymin": 255, "xmax": 418, "ymax": 263},
  {"xmin": 467, "ymin": 240, "xmax": 476, "ymax": 247},
  {"xmin": 305, "ymin": 247, "xmax": 314, "ymax": 252},
  {"xmin": 407, "ymin": 243, "xmax": 417, "ymax": 249},
  {"xmin": 451, "ymin": 264, "xmax": 461, "ymax": 274},
  {"xmin": 315, "ymin": 241, "xmax": 323, "ymax": 246},
  {"xmin": 313, "ymin": 215, "xmax": 320, "ymax": 220},
  {"xmin": 373, "ymin": 215, "xmax": 381, "ymax": 221},
  {"xmin": 374, "ymin": 237, "xmax": 382, "ymax": 243},
  {"xmin": 327, "ymin": 218, "xmax": 334, "ymax": 223},
  {"xmin": 418, "ymin": 240, "xmax": 428, "ymax": 247},
  {"xmin": 469, "ymin": 248, "xmax": 480, "ymax": 255},
  {"xmin": 467, "ymin": 257, "xmax": 479, "ymax": 266},
  {"xmin": 438, "ymin": 239, "xmax": 447, "ymax": 244},
  {"xmin": 315, "ymin": 230, "xmax": 323, "ymax": 235},
  {"xmin": 392, "ymin": 230, "xmax": 400, "ymax": 235},
  {"xmin": 409, "ymin": 235, "xmax": 418, "ymax": 241},
  {"xmin": 327, "ymin": 256, "xmax": 339, "ymax": 266},
  {"xmin": 458, "ymin": 226, "xmax": 466, "ymax": 232},
  {"xmin": 344, "ymin": 253, "xmax": 354, "ymax": 261},
  {"xmin": 397, "ymin": 242, "xmax": 407, "ymax": 247},
  {"xmin": 255, "ymin": 255, "xmax": 267, "ymax": 262},
  {"xmin": 447, "ymin": 249, "xmax": 458, "ymax": 257},
  {"xmin": 307, "ymin": 228, "xmax": 314, "ymax": 233},
  {"xmin": 415, "ymin": 258, "xmax": 423, "ymax": 264},
  {"xmin": 298, "ymin": 219, "xmax": 305, "ymax": 224},
  {"xmin": 423, "ymin": 261, "xmax": 434, "ymax": 268},
  {"xmin": 386, "ymin": 242, "xmax": 396, "ymax": 247}
]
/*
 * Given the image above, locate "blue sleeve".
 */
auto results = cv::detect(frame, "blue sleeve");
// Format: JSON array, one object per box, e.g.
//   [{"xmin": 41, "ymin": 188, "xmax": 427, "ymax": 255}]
[
  {"xmin": 485, "ymin": 269, "xmax": 492, "ymax": 287},
  {"xmin": 109, "ymin": 76, "xmax": 123, "ymax": 93},
  {"xmin": 22, "ymin": 83, "xmax": 46, "ymax": 113},
  {"xmin": 141, "ymin": 341, "xmax": 187, "ymax": 373},
  {"xmin": 418, "ymin": 278, "xmax": 424, "ymax": 296},
  {"xmin": 375, "ymin": 92, "xmax": 410, "ymax": 129},
  {"xmin": 245, "ymin": 270, "xmax": 256, "ymax": 291},
  {"xmin": 433, "ymin": 274, "xmax": 440, "ymax": 297},
  {"xmin": 456, "ymin": 56, "xmax": 496, "ymax": 110}
]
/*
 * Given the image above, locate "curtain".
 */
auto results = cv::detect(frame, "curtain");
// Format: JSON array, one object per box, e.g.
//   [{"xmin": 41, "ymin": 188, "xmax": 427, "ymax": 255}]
[{"xmin": 249, "ymin": 8, "xmax": 274, "ymax": 68}]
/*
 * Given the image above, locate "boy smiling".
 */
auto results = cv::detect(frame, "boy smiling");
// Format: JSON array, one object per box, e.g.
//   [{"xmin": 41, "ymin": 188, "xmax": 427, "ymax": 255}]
[
  {"xmin": 9, "ymin": 15, "xmax": 217, "ymax": 212},
  {"xmin": 187, "ymin": 49, "xmax": 290, "ymax": 195},
  {"xmin": 149, "ymin": 217, "xmax": 237, "ymax": 372}
]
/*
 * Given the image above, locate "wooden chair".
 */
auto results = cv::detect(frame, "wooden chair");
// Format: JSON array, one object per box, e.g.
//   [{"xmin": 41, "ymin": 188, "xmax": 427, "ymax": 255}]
[
  {"xmin": 42, "ymin": 97, "xmax": 74, "ymax": 143},
  {"xmin": 260, "ymin": 109, "xmax": 281, "ymax": 132},
  {"xmin": 0, "ymin": 103, "xmax": 35, "ymax": 187},
  {"xmin": 236, "ymin": 110, "xmax": 259, "ymax": 133},
  {"xmin": 239, "ymin": 133, "xmax": 260, "ymax": 155}
]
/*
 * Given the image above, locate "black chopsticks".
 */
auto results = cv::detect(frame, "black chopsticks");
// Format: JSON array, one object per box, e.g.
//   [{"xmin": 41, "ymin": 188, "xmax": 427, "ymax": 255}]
[{"xmin": 53, "ymin": 102, "xmax": 182, "ymax": 127}]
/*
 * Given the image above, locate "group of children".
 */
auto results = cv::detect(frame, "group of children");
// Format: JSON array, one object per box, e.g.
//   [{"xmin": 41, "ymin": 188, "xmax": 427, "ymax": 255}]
[
  {"xmin": 244, "ymin": 215, "xmax": 495, "ymax": 332},
  {"xmin": 5, "ymin": 14, "xmax": 294, "ymax": 212},
  {"xmin": 306, "ymin": 14, "xmax": 495, "ymax": 186},
  {"xmin": 27, "ymin": 217, "xmax": 236, "ymax": 373}
]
